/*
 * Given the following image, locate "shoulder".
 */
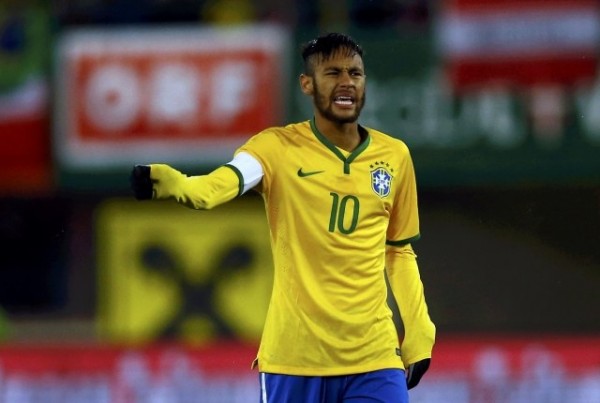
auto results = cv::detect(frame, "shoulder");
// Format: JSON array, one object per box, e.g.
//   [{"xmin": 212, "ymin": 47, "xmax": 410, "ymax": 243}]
[
  {"xmin": 248, "ymin": 121, "xmax": 310, "ymax": 145},
  {"xmin": 364, "ymin": 126, "xmax": 411, "ymax": 155},
  {"xmin": 237, "ymin": 121, "xmax": 311, "ymax": 163}
]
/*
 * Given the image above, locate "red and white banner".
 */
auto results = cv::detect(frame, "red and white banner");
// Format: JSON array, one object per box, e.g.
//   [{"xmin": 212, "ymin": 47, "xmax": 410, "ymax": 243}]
[
  {"xmin": 54, "ymin": 25, "xmax": 290, "ymax": 169},
  {"xmin": 0, "ymin": 342, "xmax": 258, "ymax": 403},
  {"xmin": 0, "ymin": 336, "xmax": 598, "ymax": 402},
  {"xmin": 437, "ymin": 0, "xmax": 600, "ymax": 90},
  {"xmin": 0, "ymin": 77, "xmax": 51, "ymax": 194}
]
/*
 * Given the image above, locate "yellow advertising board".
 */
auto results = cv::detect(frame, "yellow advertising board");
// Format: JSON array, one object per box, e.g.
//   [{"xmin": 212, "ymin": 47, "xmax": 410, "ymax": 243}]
[{"xmin": 96, "ymin": 196, "xmax": 273, "ymax": 344}]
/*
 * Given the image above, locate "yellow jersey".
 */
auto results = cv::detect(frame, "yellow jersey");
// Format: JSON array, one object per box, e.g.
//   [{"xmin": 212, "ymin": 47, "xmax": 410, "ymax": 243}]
[{"xmin": 236, "ymin": 119, "xmax": 421, "ymax": 376}]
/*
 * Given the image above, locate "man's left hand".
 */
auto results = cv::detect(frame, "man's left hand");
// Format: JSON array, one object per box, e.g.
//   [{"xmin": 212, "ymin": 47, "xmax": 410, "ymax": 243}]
[{"xmin": 406, "ymin": 358, "xmax": 430, "ymax": 389}]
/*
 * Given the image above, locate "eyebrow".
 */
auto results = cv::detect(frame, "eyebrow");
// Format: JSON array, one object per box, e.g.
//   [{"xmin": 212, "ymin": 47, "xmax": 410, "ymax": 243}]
[{"xmin": 323, "ymin": 66, "xmax": 364, "ymax": 73}]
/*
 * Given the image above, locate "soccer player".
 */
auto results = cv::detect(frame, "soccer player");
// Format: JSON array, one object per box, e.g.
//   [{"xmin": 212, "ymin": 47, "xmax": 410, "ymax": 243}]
[{"xmin": 131, "ymin": 32, "xmax": 435, "ymax": 402}]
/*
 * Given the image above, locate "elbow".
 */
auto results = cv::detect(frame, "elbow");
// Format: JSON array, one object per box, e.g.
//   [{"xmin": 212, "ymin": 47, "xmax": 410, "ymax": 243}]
[
  {"xmin": 175, "ymin": 194, "xmax": 214, "ymax": 210},
  {"xmin": 178, "ymin": 174, "xmax": 238, "ymax": 210},
  {"xmin": 197, "ymin": 198, "xmax": 217, "ymax": 210},
  {"xmin": 190, "ymin": 197, "xmax": 217, "ymax": 210},
  {"xmin": 194, "ymin": 189, "xmax": 227, "ymax": 210}
]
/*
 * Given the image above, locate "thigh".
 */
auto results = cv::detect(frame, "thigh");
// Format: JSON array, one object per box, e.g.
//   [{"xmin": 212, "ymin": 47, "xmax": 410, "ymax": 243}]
[
  {"xmin": 344, "ymin": 369, "xmax": 408, "ymax": 403},
  {"xmin": 259, "ymin": 372, "xmax": 335, "ymax": 403}
]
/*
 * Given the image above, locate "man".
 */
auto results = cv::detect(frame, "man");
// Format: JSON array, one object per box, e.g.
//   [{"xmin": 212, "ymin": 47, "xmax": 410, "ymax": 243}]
[{"xmin": 131, "ymin": 32, "xmax": 435, "ymax": 402}]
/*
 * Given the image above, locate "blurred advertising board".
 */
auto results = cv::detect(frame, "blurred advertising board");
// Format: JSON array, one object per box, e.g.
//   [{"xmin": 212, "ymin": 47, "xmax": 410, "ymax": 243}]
[
  {"xmin": 0, "ymin": 342, "xmax": 257, "ymax": 403},
  {"xmin": 51, "ymin": 22, "xmax": 600, "ymax": 190},
  {"xmin": 53, "ymin": 25, "xmax": 290, "ymax": 174},
  {"xmin": 0, "ymin": 108, "xmax": 51, "ymax": 195},
  {"xmin": 437, "ymin": 0, "xmax": 600, "ymax": 90},
  {"xmin": 0, "ymin": 0, "xmax": 52, "ymax": 195},
  {"xmin": 413, "ymin": 335, "xmax": 600, "ymax": 402},
  {"xmin": 0, "ymin": 336, "xmax": 598, "ymax": 403},
  {"xmin": 96, "ymin": 197, "xmax": 272, "ymax": 344}
]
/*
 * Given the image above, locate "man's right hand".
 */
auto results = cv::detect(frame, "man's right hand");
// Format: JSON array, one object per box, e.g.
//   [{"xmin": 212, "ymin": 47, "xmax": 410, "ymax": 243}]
[{"xmin": 130, "ymin": 165, "xmax": 154, "ymax": 200}]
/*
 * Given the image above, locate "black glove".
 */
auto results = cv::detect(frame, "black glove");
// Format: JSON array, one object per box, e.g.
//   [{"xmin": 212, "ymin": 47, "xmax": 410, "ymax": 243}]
[
  {"xmin": 406, "ymin": 358, "xmax": 430, "ymax": 390},
  {"xmin": 130, "ymin": 165, "xmax": 153, "ymax": 200}
]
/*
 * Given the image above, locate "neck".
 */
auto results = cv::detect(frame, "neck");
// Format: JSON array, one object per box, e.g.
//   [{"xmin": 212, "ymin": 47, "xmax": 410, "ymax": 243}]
[{"xmin": 313, "ymin": 114, "xmax": 361, "ymax": 152}]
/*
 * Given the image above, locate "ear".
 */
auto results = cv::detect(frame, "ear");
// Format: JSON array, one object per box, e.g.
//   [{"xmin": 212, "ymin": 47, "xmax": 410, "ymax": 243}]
[{"xmin": 299, "ymin": 74, "xmax": 313, "ymax": 95}]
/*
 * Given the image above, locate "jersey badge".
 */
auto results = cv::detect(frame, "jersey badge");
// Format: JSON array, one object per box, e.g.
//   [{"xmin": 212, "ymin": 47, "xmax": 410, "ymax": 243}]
[{"xmin": 370, "ymin": 162, "xmax": 393, "ymax": 198}]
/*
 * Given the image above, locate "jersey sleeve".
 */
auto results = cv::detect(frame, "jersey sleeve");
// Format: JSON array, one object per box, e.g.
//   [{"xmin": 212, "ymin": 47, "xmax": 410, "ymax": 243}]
[
  {"xmin": 149, "ymin": 163, "xmax": 241, "ymax": 210},
  {"xmin": 386, "ymin": 142, "xmax": 420, "ymax": 245},
  {"xmin": 385, "ymin": 244, "xmax": 436, "ymax": 366},
  {"xmin": 148, "ymin": 131, "xmax": 276, "ymax": 209}
]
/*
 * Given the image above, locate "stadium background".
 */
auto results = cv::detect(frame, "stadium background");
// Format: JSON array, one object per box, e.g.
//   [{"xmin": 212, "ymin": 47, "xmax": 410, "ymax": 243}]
[{"xmin": 0, "ymin": 0, "xmax": 599, "ymax": 402}]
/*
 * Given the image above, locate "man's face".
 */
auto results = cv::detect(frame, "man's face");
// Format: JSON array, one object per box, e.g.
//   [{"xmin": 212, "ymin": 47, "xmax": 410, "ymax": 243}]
[{"xmin": 305, "ymin": 51, "xmax": 366, "ymax": 124}]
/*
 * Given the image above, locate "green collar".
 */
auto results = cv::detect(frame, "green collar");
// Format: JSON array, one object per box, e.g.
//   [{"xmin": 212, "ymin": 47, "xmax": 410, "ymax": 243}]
[{"xmin": 310, "ymin": 117, "xmax": 370, "ymax": 174}]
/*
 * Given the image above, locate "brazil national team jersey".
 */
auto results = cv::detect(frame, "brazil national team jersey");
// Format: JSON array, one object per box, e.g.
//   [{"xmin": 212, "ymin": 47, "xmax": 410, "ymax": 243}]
[{"xmin": 236, "ymin": 119, "xmax": 421, "ymax": 376}]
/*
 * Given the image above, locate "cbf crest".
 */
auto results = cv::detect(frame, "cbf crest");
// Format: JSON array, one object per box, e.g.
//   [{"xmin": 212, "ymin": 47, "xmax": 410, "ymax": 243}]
[{"xmin": 370, "ymin": 161, "xmax": 394, "ymax": 198}]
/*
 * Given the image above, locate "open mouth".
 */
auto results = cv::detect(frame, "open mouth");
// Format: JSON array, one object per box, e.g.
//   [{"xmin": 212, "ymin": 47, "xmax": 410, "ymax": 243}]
[{"xmin": 333, "ymin": 96, "xmax": 354, "ymax": 106}]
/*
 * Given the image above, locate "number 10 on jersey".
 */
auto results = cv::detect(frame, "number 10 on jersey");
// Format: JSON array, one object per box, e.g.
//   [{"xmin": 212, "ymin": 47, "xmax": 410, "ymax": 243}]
[{"xmin": 328, "ymin": 192, "xmax": 360, "ymax": 234}]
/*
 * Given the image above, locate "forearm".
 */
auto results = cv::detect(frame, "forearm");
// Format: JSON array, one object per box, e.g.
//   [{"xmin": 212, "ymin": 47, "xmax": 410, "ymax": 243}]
[
  {"xmin": 386, "ymin": 244, "xmax": 436, "ymax": 365},
  {"xmin": 150, "ymin": 164, "xmax": 242, "ymax": 210}
]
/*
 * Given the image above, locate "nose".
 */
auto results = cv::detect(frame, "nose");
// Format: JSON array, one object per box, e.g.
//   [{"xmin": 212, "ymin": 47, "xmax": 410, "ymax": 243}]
[{"xmin": 338, "ymin": 70, "xmax": 353, "ymax": 86}]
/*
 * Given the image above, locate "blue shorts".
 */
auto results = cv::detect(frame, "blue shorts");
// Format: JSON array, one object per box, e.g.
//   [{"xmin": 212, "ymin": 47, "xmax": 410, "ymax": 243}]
[{"xmin": 259, "ymin": 369, "xmax": 408, "ymax": 403}]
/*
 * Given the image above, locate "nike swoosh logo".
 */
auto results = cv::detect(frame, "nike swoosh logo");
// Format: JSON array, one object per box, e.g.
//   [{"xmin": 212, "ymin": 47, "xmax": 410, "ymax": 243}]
[{"xmin": 297, "ymin": 168, "xmax": 324, "ymax": 177}]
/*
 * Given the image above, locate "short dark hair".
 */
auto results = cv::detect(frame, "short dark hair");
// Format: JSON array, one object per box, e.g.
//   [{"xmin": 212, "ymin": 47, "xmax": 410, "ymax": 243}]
[{"xmin": 301, "ymin": 33, "xmax": 364, "ymax": 75}]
